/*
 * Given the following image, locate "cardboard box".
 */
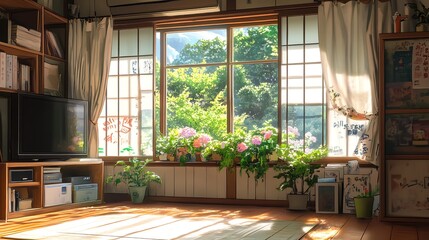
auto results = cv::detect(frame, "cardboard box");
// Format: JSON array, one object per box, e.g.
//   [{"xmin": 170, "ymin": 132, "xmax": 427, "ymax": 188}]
[
  {"xmin": 73, "ymin": 183, "xmax": 98, "ymax": 203},
  {"xmin": 44, "ymin": 183, "xmax": 72, "ymax": 207}
]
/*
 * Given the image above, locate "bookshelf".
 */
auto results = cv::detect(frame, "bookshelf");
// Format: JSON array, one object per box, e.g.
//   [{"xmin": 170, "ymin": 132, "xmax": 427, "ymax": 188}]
[
  {"xmin": 0, "ymin": 161, "xmax": 104, "ymax": 222},
  {"xmin": 0, "ymin": 0, "xmax": 67, "ymax": 96}
]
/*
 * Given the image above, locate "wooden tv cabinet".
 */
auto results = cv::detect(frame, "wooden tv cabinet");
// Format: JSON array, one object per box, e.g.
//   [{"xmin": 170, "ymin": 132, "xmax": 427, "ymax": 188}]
[{"xmin": 0, "ymin": 161, "xmax": 104, "ymax": 222}]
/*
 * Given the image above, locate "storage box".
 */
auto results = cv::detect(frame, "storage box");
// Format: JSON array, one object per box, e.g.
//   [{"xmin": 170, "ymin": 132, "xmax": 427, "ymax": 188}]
[
  {"xmin": 44, "ymin": 183, "xmax": 72, "ymax": 207},
  {"xmin": 73, "ymin": 183, "xmax": 98, "ymax": 203},
  {"xmin": 19, "ymin": 198, "xmax": 32, "ymax": 210}
]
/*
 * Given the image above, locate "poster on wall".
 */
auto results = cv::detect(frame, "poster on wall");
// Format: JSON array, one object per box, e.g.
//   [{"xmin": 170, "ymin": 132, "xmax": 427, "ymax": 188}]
[
  {"xmin": 387, "ymin": 160, "xmax": 429, "ymax": 217},
  {"xmin": 343, "ymin": 174, "xmax": 370, "ymax": 214}
]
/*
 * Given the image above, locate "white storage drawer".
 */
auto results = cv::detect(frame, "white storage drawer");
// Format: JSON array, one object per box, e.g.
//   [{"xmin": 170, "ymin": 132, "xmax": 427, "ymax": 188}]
[{"xmin": 44, "ymin": 183, "xmax": 72, "ymax": 207}]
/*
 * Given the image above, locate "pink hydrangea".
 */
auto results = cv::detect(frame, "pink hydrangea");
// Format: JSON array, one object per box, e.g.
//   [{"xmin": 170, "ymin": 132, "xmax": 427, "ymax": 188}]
[
  {"xmin": 251, "ymin": 136, "xmax": 262, "ymax": 145},
  {"xmin": 263, "ymin": 130, "xmax": 272, "ymax": 140},
  {"xmin": 237, "ymin": 142, "xmax": 248, "ymax": 153},
  {"xmin": 198, "ymin": 134, "xmax": 212, "ymax": 145},
  {"xmin": 287, "ymin": 126, "xmax": 300, "ymax": 137},
  {"xmin": 193, "ymin": 138, "xmax": 202, "ymax": 148},
  {"xmin": 179, "ymin": 127, "xmax": 196, "ymax": 138}
]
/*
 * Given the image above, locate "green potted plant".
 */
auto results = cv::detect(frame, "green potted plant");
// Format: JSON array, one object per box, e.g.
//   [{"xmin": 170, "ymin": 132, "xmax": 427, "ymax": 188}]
[
  {"xmin": 106, "ymin": 158, "xmax": 161, "ymax": 203},
  {"xmin": 202, "ymin": 131, "xmax": 246, "ymax": 169},
  {"xmin": 410, "ymin": 1, "xmax": 429, "ymax": 31},
  {"xmin": 274, "ymin": 127, "xmax": 328, "ymax": 210},
  {"xmin": 238, "ymin": 126, "xmax": 278, "ymax": 182},
  {"xmin": 156, "ymin": 133, "xmax": 178, "ymax": 161},
  {"xmin": 354, "ymin": 187, "xmax": 378, "ymax": 218}
]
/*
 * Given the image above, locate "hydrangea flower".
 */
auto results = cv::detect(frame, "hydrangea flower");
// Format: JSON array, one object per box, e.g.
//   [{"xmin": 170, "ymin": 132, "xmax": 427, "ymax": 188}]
[
  {"xmin": 251, "ymin": 136, "xmax": 262, "ymax": 145},
  {"xmin": 237, "ymin": 142, "xmax": 248, "ymax": 153},
  {"xmin": 179, "ymin": 127, "xmax": 196, "ymax": 138}
]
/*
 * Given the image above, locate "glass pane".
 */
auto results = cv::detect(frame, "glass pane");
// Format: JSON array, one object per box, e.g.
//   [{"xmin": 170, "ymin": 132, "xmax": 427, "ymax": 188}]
[
  {"xmin": 119, "ymin": 29, "xmax": 138, "ymax": 57},
  {"xmin": 119, "ymin": 99, "xmax": 130, "ymax": 116},
  {"xmin": 305, "ymin": 63, "xmax": 322, "ymax": 78},
  {"xmin": 286, "ymin": 106, "xmax": 304, "ymax": 144},
  {"xmin": 130, "ymin": 76, "xmax": 139, "ymax": 98},
  {"xmin": 288, "ymin": 16, "xmax": 304, "ymax": 45},
  {"xmin": 130, "ymin": 98, "xmax": 139, "ymax": 116},
  {"xmin": 305, "ymin": 15, "xmax": 318, "ymax": 44},
  {"xmin": 233, "ymin": 25, "xmax": 278, "ymax": 62},
  {"xmin": 167, "ymin": 66, "xmax": 227, "ymax": 139},
  {"xmin": 288, "ymin": 64, "xmax": 303, "ymax": 79},
  {"xmin": 109, "ymin": 59, "xmax": 118, "ymax": 75},
  {"xmin": 288, "ymin": 45, "xmax": 304, "ymax": 64},
  {"xmin": 166, "ymin": 29, "xmax": 227, "ymax": 66},
  {"xmin": 305, "ymin": 83, "xmax": 324, "ymax": 104},
  {"xmin": 107, "ymin": 77, "xmax": 118, "ymax": 98},
  {"xmin": 119, "ymin": 116, "xmax": 138, "ymax": 156},
  {"xmin": 119, "ymin": 76, "xmax": 129, "ymax": 98},
  {"xmin": 281, "ymin": 17, "xmax": 287, "ymax": 46},
  {"xmin": 98, "ymin": 117, "xmax": 106, "ymax": 156},
  {"xmin": 139, "ymin": 27, "xmax": 153, "ymax": 56},
  {"xmin": 234, "ymin": 63, "xmax": 278, "ymax": 131},
  {"xmin": 288, "ymin": 78, "xmax": 304, "ymax": 104},
  {"xmin": 305, "ymin": 44, "xmax": 320, "ymax": 63},
  {"xmin": 139, "ymin": 56, "xmax": 153, "ymax": 74},
  {"xmin": 141, "ymin": 93, "xmax": 153, "ymax": 127},
  {"xmin": 282, "ymin": 46, "xmax": 287, "ymax": 64},
  {"xmin": 140, "ymin": 75, "xmax": 152, "ymax": 91},
  {"xmin": 104, "ymin": 116, "xmax": 119, "ymax": 156},
  {"xmin": 119, "ymin": 57, "xmax": 138, "ymax": 75},
  {"xmin": 305, "ymin": 105, "xmax": 324, "ymax": 147},
  {"xmin": 112, "ymin": 30, "xmax": 118, "ymax": 57},
  {"xmin": 106, "ymin": 99, "xmax": 118, "ymax": 116}
]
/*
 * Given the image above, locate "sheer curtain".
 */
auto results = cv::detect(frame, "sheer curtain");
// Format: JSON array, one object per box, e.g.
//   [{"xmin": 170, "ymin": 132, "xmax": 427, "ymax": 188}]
[
  {"xmin": 318, "ymin": 0, "xmax": 392, "ymax": 165},
  {"xmin": 68, "ymin": 17, "xmax": 113, "ymax": 157}
]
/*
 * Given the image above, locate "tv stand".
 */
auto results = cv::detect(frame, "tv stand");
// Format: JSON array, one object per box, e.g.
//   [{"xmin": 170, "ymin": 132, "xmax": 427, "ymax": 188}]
[{"xmin": 0, "ymin": 161, "xmax": 104, "ymax": 222}]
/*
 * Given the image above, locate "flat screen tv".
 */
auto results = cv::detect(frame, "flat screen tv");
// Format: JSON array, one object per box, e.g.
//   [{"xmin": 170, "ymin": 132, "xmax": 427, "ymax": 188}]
[{"xmin": 11, "ymin": 93, "xmax": 88, "ymax": 161}]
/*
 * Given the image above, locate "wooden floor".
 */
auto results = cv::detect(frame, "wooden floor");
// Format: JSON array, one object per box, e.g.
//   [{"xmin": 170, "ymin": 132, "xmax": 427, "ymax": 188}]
[{"xmin": 0, "ymin": 202, "xmax": 428, "ymax": 240}]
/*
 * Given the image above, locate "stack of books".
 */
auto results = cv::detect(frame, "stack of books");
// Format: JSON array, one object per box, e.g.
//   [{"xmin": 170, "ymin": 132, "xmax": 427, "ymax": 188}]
[
  {"xmin": 45, "ymin": 30, "xmax": 63, "ymax": 58},
  {"xmin": 11, "ymin": 24, "xmax": 41, "ymax": 51}
]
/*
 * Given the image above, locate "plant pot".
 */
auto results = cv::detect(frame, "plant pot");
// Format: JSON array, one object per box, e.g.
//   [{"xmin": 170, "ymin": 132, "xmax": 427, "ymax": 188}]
[
  {"xmin": 167, "ymin": 154, "xmax": 175, "ymax": 161},
  {"xmin": 159, "ymin": 153, "xmax": 168, "ymax": 161},
  {"xmin": 195, "ymin": 152, "xmax": 206, "ymax": 162},
  {"xmin": 416, "ymin": 23, "xmax": 429, "ymax": 32},
  {"xmin": 354, "ymin": 197, "xmax": 374, "ymax": 218},
  {"xmin": 128, "ymin": 186, "xmax": 147, "ymax": 203},
  {"xmin": 287, "ymin": 194, "xmax": 309, "ymax": 210}
]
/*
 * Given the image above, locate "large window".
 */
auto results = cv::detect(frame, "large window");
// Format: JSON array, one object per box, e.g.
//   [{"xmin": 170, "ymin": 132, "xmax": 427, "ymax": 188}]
[
  {"xmin": 98, "ymin": 28, "xmax": 154, "ymax": 156},
  {"xmin": 99, "ymin": 12, "xmax": 359, "ymax": 158}
]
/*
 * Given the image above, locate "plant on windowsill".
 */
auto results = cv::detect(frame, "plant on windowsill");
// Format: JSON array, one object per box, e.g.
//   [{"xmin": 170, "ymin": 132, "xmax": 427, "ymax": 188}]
[
  {"xmin": 106, "ymin": 158, "xmax": 161, "ymax": 203},
  {"xmin": 156, "ymin": 133, "xmax": 179, "ymax": 161},
  {"xmin": 273, "ymin": 126, "xmax": 328, "ymax": 210},
  {"xmin": 202, "ymin": 131, "xmax": 246, "ymax": 169},
  {"xmin": 176, "ymin": 126, "xmax": 198, "ymax": 165},
  {"xmin": 238, "ymin": 126, "xmax": 278, "ymax": 182},
  {"xmin": 192, "ymin": 133, "xmax": 212, "ymax": 162}
]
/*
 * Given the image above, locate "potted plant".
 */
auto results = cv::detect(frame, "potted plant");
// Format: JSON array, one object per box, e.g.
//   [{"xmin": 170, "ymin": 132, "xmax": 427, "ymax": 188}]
[
  {"xmin": 202, "ymin": 131, "xmax": 245, "ymax": 169},
  {"xmin": 354, "ymin": 187, "xmax": 378, "ymax": 218},
  {"xmin": 410, "ymin": 1, "xmax": 429, "ymax": 31},
  {"xmin": 156, "ymin": 133, "xmax": 178, "ymax": 161},
  {"xmin": 106, "ymin": 158, "xmax": 161, "ymax": 203},
  {"xmin": 274, "ymin": 126, "xmax": 328, "ymax": 210},
  {"xmin": 192, "ymin": 133, "xmax": 212, "ymax": 161},
  {"xmin": 238, "ymin": 126, "xmax": 278, "ymax": 181}
]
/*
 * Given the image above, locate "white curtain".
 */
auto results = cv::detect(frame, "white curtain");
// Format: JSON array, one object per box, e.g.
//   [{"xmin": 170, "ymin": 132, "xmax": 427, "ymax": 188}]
[
  {"xmin": 318, "ymin": 1, "xmax": 392, "ymax": 165},
  {"xmin": 68, "ymin": 17, "xmax": 113, "ymax": 157}
]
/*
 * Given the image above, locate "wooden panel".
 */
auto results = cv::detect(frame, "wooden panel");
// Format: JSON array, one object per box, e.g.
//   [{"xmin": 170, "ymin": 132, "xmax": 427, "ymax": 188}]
[
  {"xmin": 236, "ymin": 167, "xmax": 248, "ymax": 199},
  {"xmin": 0, "ymin": 164, "xmax": 7, "ymax": 221},
  {"xmin": 206, "ymin": 167, "xmax": 218, "ymax": 198},
  {"xmin": 185, "ymin": 167, "xmax": 194, "ymax": 197},
  {"xmin": 265, "ymin": 168, "xmax": 281, "ymax": 200},
  {"xmin": 193, "ymin": 167, "xmax": 207, "ymax": 197},
  {"xmin": 236, "ymin": 0, "xmax": 275, "ymax": 9},
  {"xmin": 217, "ymin": 168, "xmax": 227, "ymax": 198},
  {"xmin": 361, "ymin": 218, "xmax": 392, "ymax": 240},
  {"xmin": 248, "ymin": 172, "xmax": 256, "ymax": 200},
  {"xmin": 174, "ymin": 167, "xmax": 186, "ymax": 197},
  {"xmin": 226, "ymin": 166, "xmax": 236, "ymax": 199},
  {"xmin": 332, "ymin": 217, "xmax": 370, "ymax": 240},
  {"xmin": 163, "ymin": 167, "xmax": 175, "ymax": 196},
  {"xmin": 147, "ymin": 167, "xmax": 165, "ymax": 196},
  {"xmin": 104, "ymin": 165, "xmax": 114, "ymax": 193},
  {"xmin": 255, "ymin": 177, "xmax": 266, "ymax": 200}
]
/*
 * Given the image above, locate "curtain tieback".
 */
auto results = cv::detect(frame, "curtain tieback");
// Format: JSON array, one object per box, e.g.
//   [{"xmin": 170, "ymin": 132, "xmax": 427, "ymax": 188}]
[{"xmin": 90, "ymin": 120, "xmax": 97, "ymax": 125}]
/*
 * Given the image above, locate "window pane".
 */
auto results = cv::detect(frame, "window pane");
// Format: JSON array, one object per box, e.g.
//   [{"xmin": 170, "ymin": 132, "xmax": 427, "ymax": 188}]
[
  {"xmin": 139, "ymin": 56, "xmax": 153, "ymax": 74},
  {"xmin": 112, "ymin": 30, "xmax": 118, "ymax": 57},
  {"xmin": 98, "ymin": 117, "xmax": 106, "ymax": 156},
  {"xmin": 107, "ymin": 76, "xmax": 118, "ymax": 98},
  {"xmin": 118, "ymin": 116, "xmax": 138, "ymax": 156},
  {"xmin": 234, "ymin": 63, "xmax": 278, "ymax": 131},
  {"xmin": 305, "ymin": 15, "xmax": 318, "ymax": 44},
  {"xmin": 288, "ymin": 16, "xmax": 304, "ymax": 45},
  {"xmin": 281, "ymin": 17, "xmax": 287, "ymax": 46},
  {"xmin": 305, "ymin": 44, "xmax": 320, "ymax": 63},
  {"xmin": 110, "ymin": 59, "xmax": 118, "ymax": 75},
  {"xmin": 119, "ymin": 76, "xmax": 130, "ymax": 98},
  {"xmin": 119, "ymin": 29, "xmax": 138, "ymax": 57},
  {"xmin": 119, "ymin": 57, "xmax": 138, "ymax": 75},
  {"xmin": 288, "ymin": 45, "xmax": 303, "ymax": 64},
  {"xmin": 233, "ymin": 25, "xmax": 278, "ymax": 62},
  {"xmin": 305, "ymin": 105, "xmax": 324, "ymax": 147},
  {"xmin": 167, "ymin": 66, "xmax": 227, "ymax": 139},
  {"xmin": 130, "ymin": 76, "xmax": 139, "ymax": 98},
  {"xmin": 166, "ymin": 29, "xmax": 226, "ymax": 66},
  {"xmin": 282, "ymin": 46, "xmax": 287, "ymax": 64},
  {"xmin": 139, "ymin": 27, "xmax": 153, "ymax": 56},
  {"xmin": 140, "ymin": 75, "xmax": 152, "ymax": 91}
]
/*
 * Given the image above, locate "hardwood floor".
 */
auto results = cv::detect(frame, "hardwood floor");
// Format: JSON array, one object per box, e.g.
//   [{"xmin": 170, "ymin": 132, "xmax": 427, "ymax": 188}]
[{"xmin": 0, "ymin": 202, "xmax": 428, "ymax": 239}]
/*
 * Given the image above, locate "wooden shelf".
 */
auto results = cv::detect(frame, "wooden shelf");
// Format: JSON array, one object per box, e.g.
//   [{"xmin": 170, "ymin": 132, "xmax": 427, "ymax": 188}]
[
  {"xmin": 0, "ymin": 42, "xmax": 42, "ymax": 58},
  {"xmin": 1, "ymin": 161, "xmax": 104, "ymax": 221},
  {"xmin": 9, "ymin": 182, "xmax": 41, "ymax": 188},
  {"xmin": 0, "ymin": 0, "xmax": 41, "ymax": 11},
  {"xmin": 44, "ymin": 8, "xmax": 67, "ymax": 25}
]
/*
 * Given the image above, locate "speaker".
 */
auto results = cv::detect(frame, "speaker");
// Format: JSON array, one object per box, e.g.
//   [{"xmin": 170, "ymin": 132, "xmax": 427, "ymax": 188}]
[{"xmin": 9, "ymin": 169, "xmax": 34, "ymax": 182}]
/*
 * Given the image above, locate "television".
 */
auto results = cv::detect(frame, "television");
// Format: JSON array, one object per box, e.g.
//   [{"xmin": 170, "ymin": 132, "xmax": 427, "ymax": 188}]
[{"xmin": 11, "ymin": 93, "xmax": 88, "ymax": 161}]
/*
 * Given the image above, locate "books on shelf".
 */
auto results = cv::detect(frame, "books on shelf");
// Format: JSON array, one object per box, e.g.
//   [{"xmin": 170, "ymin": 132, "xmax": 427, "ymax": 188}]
[
  {"xmin": 11, "ymin": 24, "xmax": 41, "ymax": 52},
  {"xmin": 45, "ymin": 30, "xmax": 63, "ymax": 58},
  {"xmin": 0, "ymin": 52, "xmax": 5, "ymax": 88},
  {"xmin": 0, "ymin": 52, "xmax": 19, "ymax": 90},
  {"xmin": 44, "ymin": 62, "xmax": 60, "ymax": 91},
  {"xmin": 19, "ymin": 64, "xmax": 31, "ymax": 92}
]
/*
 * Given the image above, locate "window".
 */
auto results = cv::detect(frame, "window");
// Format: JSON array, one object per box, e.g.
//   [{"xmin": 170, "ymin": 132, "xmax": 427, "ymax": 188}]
[
  {"xmin": 100, "ymin": 12, "xmax": 358, "ymax": 158},
  {"xmin": 281, "ymin": 15, "xmax": 325, "ymax": 149},
  {"xmin": 98, "ymin": 28, "xmax": 154, "ymax": 156}
]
